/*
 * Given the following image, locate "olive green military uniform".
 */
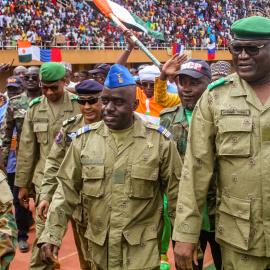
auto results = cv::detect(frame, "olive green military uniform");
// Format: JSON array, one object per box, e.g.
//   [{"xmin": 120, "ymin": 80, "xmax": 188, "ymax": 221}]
[
  {"xmin": 0, "ymin": 92, "xmax": 32, "ymax": 165},
  {"xmin": 40, "ymin": 114, "xmax": 91, "ymax": 270},
  {"xmin": 172, "ymin": 73, "xmax": 270, "ymax": 269},
  {"xmin": 38, "ymin": 114, "xmax": 182, "ymax": 270},
  {"xmin": 0, "ymin": 170, "xmax": 18, "ymax": 269},
  {"xmin": 160, "ymin": 104, "xmax": 216, "ymax": 230},
  {"xmin": 14, "ymin": 90, "xmax": 81, "ymax": 270}
]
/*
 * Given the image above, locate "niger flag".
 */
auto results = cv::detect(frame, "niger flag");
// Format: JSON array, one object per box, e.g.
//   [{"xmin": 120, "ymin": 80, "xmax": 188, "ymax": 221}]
[{"xmin": 17, "ymin": 40, "xmax": 32, "ymax": 62}]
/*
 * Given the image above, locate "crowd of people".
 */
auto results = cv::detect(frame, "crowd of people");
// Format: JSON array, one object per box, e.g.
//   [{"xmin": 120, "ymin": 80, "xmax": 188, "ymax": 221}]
[
  {"xmin": 0, "ymin": 0, "xmax": 269, "ymax": 50},
  {"xmin": 1, "ymin": 10, "xmax": 270, "ymax": 270}
]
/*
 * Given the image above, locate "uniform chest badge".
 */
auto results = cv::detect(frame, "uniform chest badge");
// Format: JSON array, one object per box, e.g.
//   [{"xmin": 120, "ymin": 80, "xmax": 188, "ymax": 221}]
[
  {"xmin": 147, "ymin": 141, "xmax": 153, "ymax": 148},
  {"xmin": 18, "ymin": 108, "xmax": 27, "ymax": 115}
]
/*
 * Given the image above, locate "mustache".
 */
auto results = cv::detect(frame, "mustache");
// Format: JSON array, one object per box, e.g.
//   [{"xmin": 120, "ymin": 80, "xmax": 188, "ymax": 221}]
[{"xmin": 102, "ymin": 112, "xmax": 117, "ymax": 117}]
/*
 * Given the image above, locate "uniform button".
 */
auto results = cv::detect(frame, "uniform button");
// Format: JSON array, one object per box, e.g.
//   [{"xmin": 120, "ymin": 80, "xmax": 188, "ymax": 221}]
[{"xmin": 183, "ymin": 224, "xmax": 189, "ymax": 230}]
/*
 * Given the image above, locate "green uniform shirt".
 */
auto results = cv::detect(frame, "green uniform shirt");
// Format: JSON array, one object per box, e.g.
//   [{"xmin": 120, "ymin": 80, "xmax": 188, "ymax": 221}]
[
  {"xmin": 14, "ymin": 90, "xmax": 81, "ymax": 190},
  {"xmin": 185, "ymin": 109, "xmax": 212, "ymax": 233},
  {"xmin": 160, "ymin": 104, "xmax": 217, "ymax": 231},
  {"xmin": 38, "ymin": 114, "xmax": 182, "ymax": 270},
  {"xmin": 173, "ymin": 73, "xmax": 270, "ymax": 257}
]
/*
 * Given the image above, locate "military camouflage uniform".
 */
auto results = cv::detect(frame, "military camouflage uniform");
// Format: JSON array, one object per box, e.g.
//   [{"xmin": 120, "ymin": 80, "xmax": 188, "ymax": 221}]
[
  {"xmin": 0, "ymin": 170, "xmax": 17, "ymax": 270},
  {"xmin": 14, "ymin": 90, "xmax": 81, "ymax": 270},
  {"xmin": 38, "ymin": 114, "xmax": 182, "ymax": 270},
  {"xmin": 172, "ymin": 73, "xmax": 270, "ymax": 269},
  {"xmin": 160, "ymin": 104, "xmax": 217, "ymax": 229},
  {"xmin": 0, "ymin": 92, "xmax": 31, "ymax": 165},
  {"xmin": 40, "ymin": 114, "xmax": 91, "ymax": 270}
]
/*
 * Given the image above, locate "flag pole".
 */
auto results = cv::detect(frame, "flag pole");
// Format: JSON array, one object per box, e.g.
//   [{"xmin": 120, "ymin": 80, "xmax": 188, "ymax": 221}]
[{"xmin": 108, "ymin": 14, "xmax": 161, "ymax": 67}]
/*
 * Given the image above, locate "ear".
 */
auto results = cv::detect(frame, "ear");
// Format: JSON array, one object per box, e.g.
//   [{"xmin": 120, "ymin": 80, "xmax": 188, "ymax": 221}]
[{"xmin": 133, "ymin": 98, "xmax": 139, "ymax": 111}]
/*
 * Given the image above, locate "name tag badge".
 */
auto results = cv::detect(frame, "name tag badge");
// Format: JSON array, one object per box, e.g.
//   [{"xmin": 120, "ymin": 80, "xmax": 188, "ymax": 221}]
[{"xmin": 221, "ymin": 109, "xmax": 250, "ymax": 116}]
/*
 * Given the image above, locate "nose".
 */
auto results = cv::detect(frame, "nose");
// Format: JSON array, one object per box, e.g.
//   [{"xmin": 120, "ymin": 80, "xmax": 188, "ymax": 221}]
[
  {"xmin": 46, "ymin": 88, "xmax": 54, "ymax": 95},
  {"xmin": 238, "ymin": 48, "xmax": 250, "ymax": 59},
  {"xmin": 84, "ymin": 101, "xmax": 91, "ymax": 109},
  {"xmin": 105, "ymin": 101, "xmax": 115, "ymax": 112}
]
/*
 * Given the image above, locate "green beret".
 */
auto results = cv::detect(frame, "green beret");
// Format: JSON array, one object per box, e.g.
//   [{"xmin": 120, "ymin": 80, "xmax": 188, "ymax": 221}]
[
  {"xmin": 232, "ymin": 16, "xmax": 270, "ymax": 40},
  {"xmin": 40, "ymin": 62, "xmax": 66, "ymax": 83}
]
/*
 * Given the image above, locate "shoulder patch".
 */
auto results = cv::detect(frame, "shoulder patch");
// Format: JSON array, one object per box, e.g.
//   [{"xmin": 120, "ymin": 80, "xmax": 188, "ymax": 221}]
[
  {"xmin": 54, "ymin": 130, "xmax": 63, "ymax": 144},
  {"xmin": 208, "ymin": 77, "xmax": 226, "ymax": 90},
  {"xmin": 63, "ymin": 116, "xmax": 77, "ymax": 127},
  {"xmin": 160, "ymin": 104, "xmax": 180, "ymax": 116},
  {"xmin": 29, "ymin": 97, "xmax": 40, "ymax": 108},
  {"xmin": 146, "ymin": 123, "xmax": 172, "ymax": 139},
  {"xmin": 72, "ymin": 95, "xmax": 78, "ymax": 100},
  {"xmin": 75, "ymin": 122, "xmax": 101, "ymax": 138}
]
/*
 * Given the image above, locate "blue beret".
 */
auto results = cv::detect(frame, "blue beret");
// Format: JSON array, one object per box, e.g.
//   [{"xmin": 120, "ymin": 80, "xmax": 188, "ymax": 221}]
[
  {"xmin": 104, "ymin": 64, "xmax": 136, "ymax": 88},
  {"xmin": 75, "ymin": 80, "xmax": 103, "ymax": 95}
]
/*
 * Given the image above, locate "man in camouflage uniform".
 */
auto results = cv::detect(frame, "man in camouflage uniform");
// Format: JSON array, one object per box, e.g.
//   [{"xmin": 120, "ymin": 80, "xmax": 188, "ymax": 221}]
[
  {"xmin": 159, "ymin": 58, "xmax": 222, "ymax": 270},
  {"xmin": 0, "ymin": 67, "xmax": 42, "ymax": 253},
  {"xmin": 0, "ymin": 150, "xmax": 17, "ymax": 269},
  {"xmin": 174, "ymin": 16, "xmax": 270, "ymax": 270},
  {"xmin": 14, "ymin": 62, "xmax": 81, "ymax": 270},
  {"xmin": 38, "ymin": 64, "xmax": 182, "ymax": 270},
  {"xmin": 38, "ymin": 80, "xmax": 103, "ymax": 270}
]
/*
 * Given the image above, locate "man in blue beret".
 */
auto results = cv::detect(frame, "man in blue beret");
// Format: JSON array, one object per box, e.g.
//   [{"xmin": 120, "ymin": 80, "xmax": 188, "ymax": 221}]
[
  {"xmin": 14, "ymin": 62, "xmax": 81, "ymax": 270},
  {"xmin": 174, "ymin": 16, "xmax": 270, "ymax": 270},
  {"xmin": 38, "ymin": 64, "xmax": 182, "ymax": 270},
  {"xmin": 37, "ymin": 79, "xmax": 103, "ymax": 270}
]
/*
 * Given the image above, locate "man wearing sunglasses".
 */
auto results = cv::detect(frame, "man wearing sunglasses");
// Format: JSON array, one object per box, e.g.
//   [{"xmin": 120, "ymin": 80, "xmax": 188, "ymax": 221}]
[
  {"xmin": 89, "ymin": 63, "xmax": 111, "ymax": 86},
  {"xmin": 174, "ymin": 16, "xmax": 270, "ymax": 270},
  {"xmin": 135, "ymin": 65, "xmax": 165, "ymax": 123},
  {"xmin": 14, "ymin": 62, "xmax": 81, "ymax": 270},
  {"xmin": 0, "ymin": 68, "xmax": 42, "ymax": 253},
  {"xmin": 37, "ymin": 79, "xmax": 103, "ymax": 270}
]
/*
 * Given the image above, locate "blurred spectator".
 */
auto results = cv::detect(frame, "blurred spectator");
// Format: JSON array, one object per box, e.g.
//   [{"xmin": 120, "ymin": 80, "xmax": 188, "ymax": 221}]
[
  {"xmin": 0, "ymin": 0, "xmax": 267, "ymax": 49},
  {"xmin": 79, "ymin": 70, "xmax": 89, "ymax": 81}
]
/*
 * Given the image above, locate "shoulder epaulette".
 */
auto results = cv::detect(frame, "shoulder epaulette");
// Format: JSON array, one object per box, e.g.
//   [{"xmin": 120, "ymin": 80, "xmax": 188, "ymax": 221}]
[
  {"xmin": 208, "ymin": 77, "xmax": 226, "ymax": 90},
  {"xmin": 145, "ymin": 123, "xmax": 172, "ymax": 139},
  {"xmin": 63, "ymin": 116, "xmax": 77, "ymax": 127},
  {"xmin": 160, "ymin": 104, "xmax": 180, "ymax": 116},
  {"xmin": 29, "ymin": 97, "xmax": 41, "ymax": 108},
  {"xmin": 72, "ymin": 95, "xmax": 78, "ymax": 100},
  {"xmin": 75, "ymin": 122, "xmax": 101, "ymax": 138}
]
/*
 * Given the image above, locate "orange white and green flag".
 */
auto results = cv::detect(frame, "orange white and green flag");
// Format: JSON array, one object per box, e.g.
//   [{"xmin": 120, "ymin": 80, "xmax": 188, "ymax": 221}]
[{"xmin": 17, "ymin": 40, "xmax": 32, "ymax": 62}]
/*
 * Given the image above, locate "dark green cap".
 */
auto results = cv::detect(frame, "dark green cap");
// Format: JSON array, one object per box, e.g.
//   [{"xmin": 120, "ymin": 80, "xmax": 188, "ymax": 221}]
[
  {"xmin": 40, "ymin": 62, "xmax": 66, "ymax": 83},
  {"xmin": 232, "ymin": 16, "xmax": 270, "ymax": 40}
]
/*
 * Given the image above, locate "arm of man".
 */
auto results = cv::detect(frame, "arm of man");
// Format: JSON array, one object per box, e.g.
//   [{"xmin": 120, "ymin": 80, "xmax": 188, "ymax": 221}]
[
  {"xmin": 14, "ymin": 108, "xmax": 39, "ymax": 207},
  {"xmin": 172, "ymin": 89, "xmax": 216, "ymax": 270},
  {"xmin": 38, "ymin": 127, "xmax": 67, "ymax": 221},
  {"xmin": 38, "ymin": 138, "xmax": 83, "ymax": 263},
  {"xmin": 154, "ymin": 54, "xmax": 187, "ymax": 108},
  {"xmin": 0, "ymin": 101, "xmax": 15, "ymax": 166}
]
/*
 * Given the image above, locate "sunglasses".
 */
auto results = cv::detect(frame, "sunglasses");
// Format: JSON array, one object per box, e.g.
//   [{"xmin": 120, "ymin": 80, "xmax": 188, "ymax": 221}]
[
  {"xmin": 41, "ymin": 81, "xmax": 62, "ymax": 92},
  {"xmin": 77, "ymin": 97, "xmax": 100, "ymax": 105},
  {"xmin": 24, "ymin": 74, "xmax": 39, "ymax": 81},
  {"xmin": 93, "ymin": 75, "xmax": 105, "ymax": 79},
  {"xmin": 73, "ymin": 76, "xmax": 79, "ymax": 78},
  {"xmin": 228, "ymin": 41, "xmax": 270, "ymax": 56},
  {"xmin": 142, "ymin": 82, "xmax": 155, "ymax": 88}
]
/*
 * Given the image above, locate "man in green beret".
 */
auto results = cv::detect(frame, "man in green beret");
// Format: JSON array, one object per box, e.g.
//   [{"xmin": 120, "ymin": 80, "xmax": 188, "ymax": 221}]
[
  {"xmin": 173, "ymin": 16, "xmax": 270, "ymax": 270},
  {"xmin": 14, "ymin": 62, "xmax": 81, "ymax": 270}
]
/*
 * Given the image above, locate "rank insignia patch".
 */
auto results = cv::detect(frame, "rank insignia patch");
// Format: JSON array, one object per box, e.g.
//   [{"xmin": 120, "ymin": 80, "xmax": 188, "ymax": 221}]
[{"xmin": 54, "ymin": 130, "xmax": 63, "ymax": 144}]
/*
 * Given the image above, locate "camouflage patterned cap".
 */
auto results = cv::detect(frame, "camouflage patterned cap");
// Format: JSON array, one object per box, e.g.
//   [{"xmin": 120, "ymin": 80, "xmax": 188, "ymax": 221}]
[{"xmin": 40, "ymin": 62, "xmax": 66, "ymax": 83}]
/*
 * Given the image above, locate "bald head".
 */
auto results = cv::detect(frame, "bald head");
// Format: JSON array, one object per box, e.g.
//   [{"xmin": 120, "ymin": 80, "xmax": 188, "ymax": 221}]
[{"xmin": 13, "ymin": 66, "xmax": 28, "ymax": 82}]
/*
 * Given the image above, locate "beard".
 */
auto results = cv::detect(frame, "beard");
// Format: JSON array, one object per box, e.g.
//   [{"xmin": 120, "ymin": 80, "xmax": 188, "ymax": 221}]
[{"xmin": 182, "ymin": 103, "xmax": 196, "ymax": 111}]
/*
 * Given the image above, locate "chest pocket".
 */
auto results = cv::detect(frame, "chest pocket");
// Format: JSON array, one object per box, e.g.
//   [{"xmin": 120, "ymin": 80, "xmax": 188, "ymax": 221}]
[
  {"xmin": 82, "ymin": 164, "xmax": 105, "ymax": 198},
  {"xmin": 218, "ymin": 117, "xmax": 252, "ymax": 157},
  {"xmin": 129, "ymin": 164, "xmax": 159, "ymax": 199},
  {"xmin": 34, "ymin": 122, "xmax": 48, "ymax": 144}
]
